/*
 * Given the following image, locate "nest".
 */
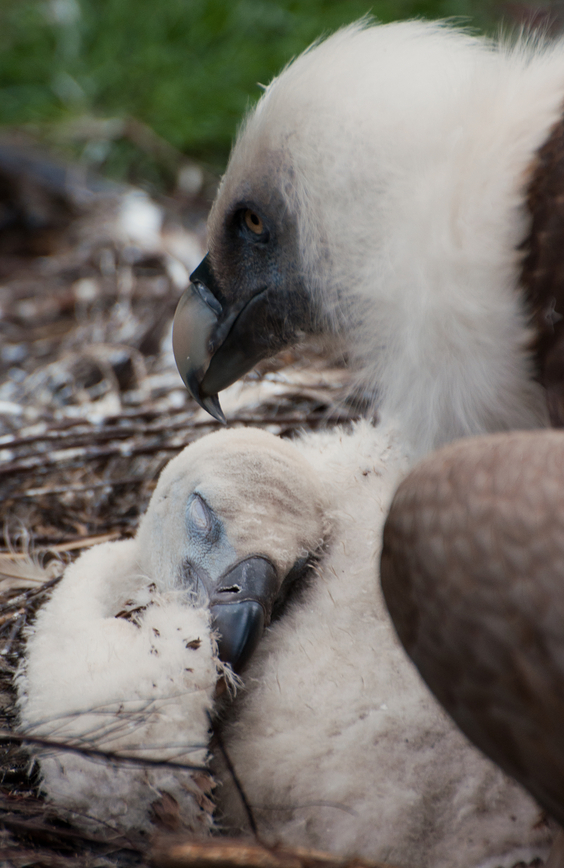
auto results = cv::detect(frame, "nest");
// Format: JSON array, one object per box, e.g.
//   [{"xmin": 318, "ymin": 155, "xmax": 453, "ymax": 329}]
[{"xmin": 0, "ymin": 145, "xmax": 371, "ymax": 868}]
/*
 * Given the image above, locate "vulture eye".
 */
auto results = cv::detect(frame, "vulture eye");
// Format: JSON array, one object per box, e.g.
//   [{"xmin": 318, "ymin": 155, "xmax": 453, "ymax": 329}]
[
  {"xmin": 186, "ymin": 493, "xmax": 218, "ymax": 540},
  {"xmin": 243, "ymin": 209, "xmax": 265, "ymax": 237}
]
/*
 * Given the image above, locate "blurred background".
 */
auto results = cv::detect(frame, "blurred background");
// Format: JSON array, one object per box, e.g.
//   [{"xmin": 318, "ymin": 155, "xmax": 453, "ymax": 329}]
[{"xmin": 1, "ymin": 0, "xmax": 562, "ymax": 191}]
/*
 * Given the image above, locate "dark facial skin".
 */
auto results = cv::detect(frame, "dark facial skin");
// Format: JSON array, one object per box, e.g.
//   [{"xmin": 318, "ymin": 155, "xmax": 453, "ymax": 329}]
[
  {"xmin": 173, "ymin": 177, "xmax": 318, "ymax": 419},
  {"xmin": 208, "ymin": 182, "xmax": 302, "ymax": 313}
]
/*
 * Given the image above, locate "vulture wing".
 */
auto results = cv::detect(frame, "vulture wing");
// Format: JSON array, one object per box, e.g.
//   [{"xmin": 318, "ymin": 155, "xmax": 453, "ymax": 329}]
[
  {"xmin": 381, "ymin": 429, "xmax": 564, "ymax": 828},
  {"xmin": 521, "ymin": 112, "xmax": 564, "ymax": 427}
]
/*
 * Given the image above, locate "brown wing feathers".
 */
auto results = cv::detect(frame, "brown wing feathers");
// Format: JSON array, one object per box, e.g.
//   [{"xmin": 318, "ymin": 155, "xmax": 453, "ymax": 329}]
[
  {"xmin": 521, "ymin": 109, "xmax": 564, "ymax": 426},
  {"xmin": 381, "ymin": 430, "xmax": 564, "ymax": 828}
]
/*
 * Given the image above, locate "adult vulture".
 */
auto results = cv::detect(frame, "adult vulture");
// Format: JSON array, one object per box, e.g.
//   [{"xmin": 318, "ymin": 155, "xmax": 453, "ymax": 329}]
[{"xmin": 173, "ymin": 19, "xmax": 564, "ymax": 453}]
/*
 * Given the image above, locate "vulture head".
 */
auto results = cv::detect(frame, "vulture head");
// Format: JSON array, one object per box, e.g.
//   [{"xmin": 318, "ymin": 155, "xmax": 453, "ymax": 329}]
[
  {"xmin": 172, "ymin": 19, "xmax": 564, "ymax": 455},
  {"xmin": 137, "ymin": 427, "xmax": 329, "ymax": 671},
  {"xmin": 19, "ymin": 428, "xmax": 329, "ymax": 833}
]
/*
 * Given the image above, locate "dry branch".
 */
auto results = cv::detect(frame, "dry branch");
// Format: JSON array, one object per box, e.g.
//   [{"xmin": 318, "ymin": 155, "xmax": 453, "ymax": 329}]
[{"xmin": 151, "ymin": 839, "xmax": 401, "ymax": 868}]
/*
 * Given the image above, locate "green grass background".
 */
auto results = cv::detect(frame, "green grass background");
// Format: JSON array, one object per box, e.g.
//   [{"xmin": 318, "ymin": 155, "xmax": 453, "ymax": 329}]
[{"xmin": 0, "ymin": 0, "xmax": 517, "ymax": 184}]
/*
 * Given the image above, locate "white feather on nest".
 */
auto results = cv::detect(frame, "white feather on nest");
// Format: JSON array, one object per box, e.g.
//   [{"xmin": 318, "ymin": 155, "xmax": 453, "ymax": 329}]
[{"xmin": 0, "ymin": 552, "xmax": 62, "ymax": 592}]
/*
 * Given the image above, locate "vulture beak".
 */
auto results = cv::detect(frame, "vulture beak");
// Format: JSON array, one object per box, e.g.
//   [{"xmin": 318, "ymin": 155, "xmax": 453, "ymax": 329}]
[
  {"xmin": 209, "ymin": 556, "xmax": 278, "ymax": 673},
  {"xmin": 172, "ymin": 256, "xmax": 226, "ymax": 423},
  {"xmin": 190, "ymin": 555, "xmax": 279, "ymax": 673},
  {"xmin": 173, "ymin": 255, "xmax": 276, "ymax": 423}
]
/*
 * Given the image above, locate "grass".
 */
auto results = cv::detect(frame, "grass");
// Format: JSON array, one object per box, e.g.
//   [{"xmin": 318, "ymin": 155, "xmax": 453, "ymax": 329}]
[{"xmin": 0, "ymin": 0, "xmax": 502, "ymax": 183}]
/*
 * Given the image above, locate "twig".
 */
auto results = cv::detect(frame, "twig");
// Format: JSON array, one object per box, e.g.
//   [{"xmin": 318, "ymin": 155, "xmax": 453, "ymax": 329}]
[
  {"xmin": 0, "ymin": 815, "xmax": 143, "ymax": 856},
  {"xmin": 0, "ymin": 532, "xmax": 121, "ymax": 555},
  {"xmin": 211, "ymin": 715, "xmax": 258, "ymax": 839},
  {"xmin": 0, "ymin": 730, "xmax": 209, "ymax": 774},
  {"xmin": 0, "ymin": 613, "xmax": 25, "ymax": 656},
  {"xmin": 150, "ymin": 837, "xmax": 400, "ymax": 868},
  {"xmin": 0, "ymin": 577, "xmax": 62, "ymax": 614},
  {"xmin": 0, "ymin": 408, "xmax": 356, "ymax": 462},
  {"xmin": 0, "ymin": 441, "xmax": 190, "ymax": 478},
  {"xmin": 16, "ymin": 481, "xmax": 150, "ymax": 498}
]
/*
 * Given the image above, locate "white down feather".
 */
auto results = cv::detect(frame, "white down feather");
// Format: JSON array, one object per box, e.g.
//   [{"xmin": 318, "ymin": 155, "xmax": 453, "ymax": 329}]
[
  {"xmin": 17, "ymin": 427, "xmax": 328, "ymax": 835},
  {"xmin": 214, "ymin": 421, "xmax": 553, "ymax": 868}
]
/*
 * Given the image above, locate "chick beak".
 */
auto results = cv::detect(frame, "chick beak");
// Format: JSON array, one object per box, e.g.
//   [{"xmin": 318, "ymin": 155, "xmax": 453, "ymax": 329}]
[{"xmin": 208, "ymin": 556, "xmax": 278, "ymax": 673}]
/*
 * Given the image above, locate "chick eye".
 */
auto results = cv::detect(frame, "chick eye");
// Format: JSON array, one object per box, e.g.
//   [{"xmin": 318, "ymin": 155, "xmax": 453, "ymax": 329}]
[
  {"xmin": 187, "ymin": 494, "xmax": 213, "ymax": 535},
  {"xmin": 244, "ymin": 209, "xmax": 264, "ymax": 235}
]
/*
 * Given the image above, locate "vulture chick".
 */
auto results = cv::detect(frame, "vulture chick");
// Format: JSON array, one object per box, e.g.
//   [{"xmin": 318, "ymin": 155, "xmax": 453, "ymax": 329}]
[
  {"xmin": 17, "ymin": 427, "xmax": 328, "ymax": 835},
  {"xmin": 18, "ymin": 423, "xmax": 554, "ymax": 866},
  {"xmin": 173, "ymin": 19, "xmax": 564, "ymax": 452},
  {"xmin": 380, "ymin": 429, "xmax": 564, "ymax": 834},
  {"xmin": 212, "ymin": 421, "xmax": 554, "ymax": 867}
]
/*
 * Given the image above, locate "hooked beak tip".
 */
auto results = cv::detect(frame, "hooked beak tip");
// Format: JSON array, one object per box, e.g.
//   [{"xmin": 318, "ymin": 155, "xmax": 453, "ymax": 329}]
[
  {"xmin": 173, "ymin": 252, "xmax": 274, "ymax": 424},
  {"xmin": 211, "ymin": 600, "xmax": 265, "ymax": 673},
  {"xmin": 201, "ymin": 394, "xmax": 226, "ymax": 425},
  {"xmin": 172, "ymin": 271, "xmax": 227, "ymax": 422},
  {"xmin": 208, "ymin": 556, "xmax": 279, "ymax": 672}
]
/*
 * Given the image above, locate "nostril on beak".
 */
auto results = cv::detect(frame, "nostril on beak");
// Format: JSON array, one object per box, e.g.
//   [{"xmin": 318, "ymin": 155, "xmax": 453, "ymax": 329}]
[{"xmin": 208, "ymin": 557, "xmax": 278, "ymax": 671}]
